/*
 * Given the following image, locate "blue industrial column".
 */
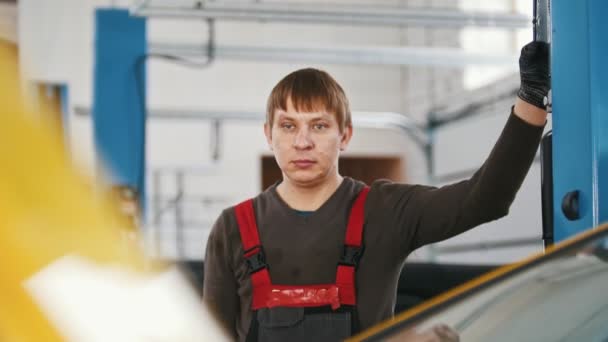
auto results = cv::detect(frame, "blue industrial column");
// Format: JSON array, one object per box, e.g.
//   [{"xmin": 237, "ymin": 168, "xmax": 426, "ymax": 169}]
[
  {"xmin": 93, "ymin": 9, "xmax": 147, "ymax": 210},
  {"xmin": 551, "ymin": 0, "xmax": 608, "ymax": 241}
]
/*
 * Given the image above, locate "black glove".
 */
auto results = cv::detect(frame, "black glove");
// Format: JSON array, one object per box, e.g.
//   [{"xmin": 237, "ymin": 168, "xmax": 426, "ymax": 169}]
[{"xmin": 517, "ymin": 41, "xmax": 551, "ymax": 109}]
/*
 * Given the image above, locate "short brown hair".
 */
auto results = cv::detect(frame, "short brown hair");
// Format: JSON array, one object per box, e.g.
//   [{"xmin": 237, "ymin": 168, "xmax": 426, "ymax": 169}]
[{"xmin": 266, "ymin": 68, "xmax": 351, "ymax": 132}]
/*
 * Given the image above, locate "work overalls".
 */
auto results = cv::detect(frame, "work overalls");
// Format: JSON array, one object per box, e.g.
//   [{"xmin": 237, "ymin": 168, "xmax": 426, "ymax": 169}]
[{"xmin": 234, "ymin": 187, "xmax": 370, "ymax": 342}]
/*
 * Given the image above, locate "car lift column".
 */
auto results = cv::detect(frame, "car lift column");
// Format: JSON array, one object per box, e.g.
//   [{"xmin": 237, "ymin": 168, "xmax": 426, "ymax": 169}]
[
  {"xmin": 551, "ymin": 0, "xmax": 608, "ymax": 241},
  {"xmin": 92, "ymin": 9, "xmax": 147, "ymax": 210}
]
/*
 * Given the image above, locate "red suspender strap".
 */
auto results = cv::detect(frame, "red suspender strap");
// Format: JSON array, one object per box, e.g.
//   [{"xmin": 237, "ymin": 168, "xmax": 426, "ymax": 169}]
[
  {"xmin": 234, "ymin": 199, "xmax": 260, "ymax": 252},
  {"xmin": 345, "ymin": 186, "xmax": 370, "ymax": 246},
  {"xmin": 234, "ymin": 199, "xmax": 272, "ymax": 308},
  {"xmin": 336, "ymin": 186, "xmax": 370, "ymax": 306}
]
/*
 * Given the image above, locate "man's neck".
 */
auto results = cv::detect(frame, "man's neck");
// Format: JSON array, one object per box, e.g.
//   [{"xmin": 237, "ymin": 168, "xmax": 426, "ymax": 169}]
[{"xmin": 276, "ymin": 174, "xmax": 344, "ymax": 211}]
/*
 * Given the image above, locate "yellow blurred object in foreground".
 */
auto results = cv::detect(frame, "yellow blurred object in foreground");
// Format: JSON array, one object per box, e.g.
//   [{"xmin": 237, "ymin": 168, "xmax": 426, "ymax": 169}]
[
  {"xmin": 0, "ymin": 39, "xmax": 227, "ymax": 341},
  {"xmin": 0, "ymin": 38, "xmax": 144, "ymax": 342}
]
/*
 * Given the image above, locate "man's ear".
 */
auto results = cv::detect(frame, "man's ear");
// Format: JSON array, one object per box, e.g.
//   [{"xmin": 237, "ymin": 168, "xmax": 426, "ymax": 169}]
[
  {"xmin": 340, "ymin": 125, "xmax": 353, "ymax": 151},
  {"xmin": 264, "ymin": 122, "xmax": 273, "ymax": 150}
]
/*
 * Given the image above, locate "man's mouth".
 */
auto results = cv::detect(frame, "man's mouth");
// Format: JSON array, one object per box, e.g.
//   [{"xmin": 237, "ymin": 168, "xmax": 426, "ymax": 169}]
[{"xmin": 292, "ymin": 159, "xmax": 316, "ymax": 168}]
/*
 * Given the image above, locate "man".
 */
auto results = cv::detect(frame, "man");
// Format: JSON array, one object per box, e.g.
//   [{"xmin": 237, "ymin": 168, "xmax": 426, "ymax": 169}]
[{"xmin": 204, "ymin": 41, "xmax": 549, "ymax": 341}]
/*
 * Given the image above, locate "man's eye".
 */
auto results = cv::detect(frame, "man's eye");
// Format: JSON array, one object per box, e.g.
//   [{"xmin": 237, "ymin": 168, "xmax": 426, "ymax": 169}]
[
  {"xmin": 313, "ymin": 123, "xmax": 327, "ymax": 130},
  {"xmin": 281, "ymin": 123, "xmax": 295, "ymax": 130}
]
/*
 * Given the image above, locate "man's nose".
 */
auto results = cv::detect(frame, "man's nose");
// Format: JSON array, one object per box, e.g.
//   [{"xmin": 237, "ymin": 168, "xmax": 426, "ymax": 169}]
[{"xmin": 293, "ymin": 128, "xmax": 313, "ymax": 150}]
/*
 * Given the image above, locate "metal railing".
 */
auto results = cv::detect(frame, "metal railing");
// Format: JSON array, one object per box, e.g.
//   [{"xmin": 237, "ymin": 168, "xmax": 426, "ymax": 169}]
[{"xmin": 145, "ymin": 166, "xmax": 236, "ymax": 260}]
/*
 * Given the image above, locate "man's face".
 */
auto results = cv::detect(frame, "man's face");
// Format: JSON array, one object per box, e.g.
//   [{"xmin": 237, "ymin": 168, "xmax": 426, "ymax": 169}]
[{"xmin": 264, "ymin": 99, "xmax": 352, "ymax": 187}]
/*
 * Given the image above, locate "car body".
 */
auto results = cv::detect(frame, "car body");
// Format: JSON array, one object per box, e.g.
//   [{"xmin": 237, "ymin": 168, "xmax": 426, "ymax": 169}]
[{"xmin": 351, "ymin": 223, "xmax": 608, "ymax": 342}]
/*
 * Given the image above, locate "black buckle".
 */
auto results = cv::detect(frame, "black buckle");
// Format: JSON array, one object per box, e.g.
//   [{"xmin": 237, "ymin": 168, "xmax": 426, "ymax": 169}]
[
  {"xmin": 244, "ymin": 246, "xmax": 268, "ymax": 274},
  {"xmin": 339, "ymin": 245, "xmax": 364, "ymax": 268}
]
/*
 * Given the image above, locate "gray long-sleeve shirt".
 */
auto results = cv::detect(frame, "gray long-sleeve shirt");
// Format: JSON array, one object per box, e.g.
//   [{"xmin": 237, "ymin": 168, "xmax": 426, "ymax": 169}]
[{"xmin": 203, "ymin": 110, "xmax": 545, "ymax": 341}]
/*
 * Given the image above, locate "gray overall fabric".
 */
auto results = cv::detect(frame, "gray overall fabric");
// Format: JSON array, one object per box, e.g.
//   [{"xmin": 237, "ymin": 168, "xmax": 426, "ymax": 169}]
[
  {"xmin": 256, "ymin": 307, "xmax": 351, "ymax": 342},
  {"xmin": 203, "ymin": 110, "xmax": 545, "ymax": 341}
]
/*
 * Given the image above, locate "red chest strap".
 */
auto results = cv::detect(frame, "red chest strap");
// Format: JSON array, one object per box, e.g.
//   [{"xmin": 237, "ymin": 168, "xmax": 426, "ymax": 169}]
[
  {"xmin": 234, "ymin": 186, "xmax": 370, "ymax": 310},
  {"xmin": 335, "ymin": 186, "xmax": 369, "ymax": 306},
  {"xmin": 234, "ymin": 199, "xmax": 272, "ymax": 295}
]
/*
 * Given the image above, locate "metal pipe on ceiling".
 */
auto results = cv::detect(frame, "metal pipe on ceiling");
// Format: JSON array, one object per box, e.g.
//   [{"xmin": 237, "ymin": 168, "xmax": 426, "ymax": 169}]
[
  {"xmin": 427, "ymin": 73, "xmax": 521, "ymax": 127},
  {"xmin": 149, "ymin": 43, "xmax": 519, "ymax": 67},
  {"xmin": 131, "ymin": 0, "xmax": 531, "ymax": 29},
  {"xmin": 74, "ymin": 105, "xmax": 430, "ymax": 148}
]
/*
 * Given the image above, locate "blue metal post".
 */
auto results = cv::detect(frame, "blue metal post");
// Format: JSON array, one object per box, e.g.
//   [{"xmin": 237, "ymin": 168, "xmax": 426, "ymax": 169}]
[
  {"xmin": 93, "ymin": 9, "xmax": 147, "ymax": 210},
  {"xmin": 551, "ymin": 0, "xmax": 608, "ymax": 241},
  {"xmin": 59, "ymin": 85, "xmax": 69, "ymax": 146}
]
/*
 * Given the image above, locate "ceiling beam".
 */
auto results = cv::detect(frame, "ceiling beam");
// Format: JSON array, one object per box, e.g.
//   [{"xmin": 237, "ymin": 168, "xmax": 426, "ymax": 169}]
[{"xmin": 131, "ymin": 0, "xmax": 531, "ymax": 29}]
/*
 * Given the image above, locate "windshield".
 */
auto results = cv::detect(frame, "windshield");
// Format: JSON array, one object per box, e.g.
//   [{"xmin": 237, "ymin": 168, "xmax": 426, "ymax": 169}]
[{"xmin": 362, "ymin": 227, "xmax": 608, "ymax": 342}]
